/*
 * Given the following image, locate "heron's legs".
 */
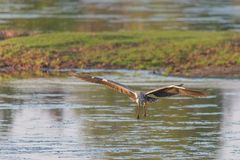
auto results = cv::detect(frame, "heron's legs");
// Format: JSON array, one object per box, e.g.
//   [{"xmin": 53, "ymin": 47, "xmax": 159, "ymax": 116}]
[
  {"xmin": 137, "ymin": 104, "xmax": 140, "ymax": 119},
  {"xmin": 143, "ymin": 103, "xmax": 147, "ymax": 117}
]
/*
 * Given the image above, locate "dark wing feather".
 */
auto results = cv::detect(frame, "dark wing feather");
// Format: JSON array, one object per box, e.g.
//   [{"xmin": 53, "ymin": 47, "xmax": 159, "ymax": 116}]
[
  {"xmin": 145, "ymin": 96, "xmax": 158, "ymax": 103},
  {"xmin": 70, "ymin": 72, "xmax": 136, "ymax": 100},
  {"xmin": 145, "ymin": 85, "xmax": 207, "ymax": 97}
]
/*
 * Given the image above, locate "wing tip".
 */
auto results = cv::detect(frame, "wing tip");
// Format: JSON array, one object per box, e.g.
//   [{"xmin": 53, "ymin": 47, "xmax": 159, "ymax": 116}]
[
  {"xmin": 189, "ymin": 91, "xmax": 208, "ymax": 97},
  {"xmin": 199, "ymin": 92, "xmax": 208, "ymax": 97},
  {"xmin": 177, "ymin": 85, "xmax": 208, "ymax": 97}
]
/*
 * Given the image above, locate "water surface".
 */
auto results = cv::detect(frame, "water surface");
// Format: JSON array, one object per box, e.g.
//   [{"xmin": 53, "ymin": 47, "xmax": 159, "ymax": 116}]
[
  {"xmin": 0, "ymin": 70, "xmax": 240, "ymax": 159},
  {"xmin": 1, "ymin": 0, "xmax": 240, "ymax": 31}
]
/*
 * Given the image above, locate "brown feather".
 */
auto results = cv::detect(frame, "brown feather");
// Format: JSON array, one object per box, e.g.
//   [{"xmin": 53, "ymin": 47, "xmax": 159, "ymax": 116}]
[
  {"xmin": 70, "ymin": 72, "xmax": 136, "ymax": 99},
  {"xmin": 145, "ymin": 85, "xmax": 207, "ymax": 97},
  {"xmin": 178, "ymin": 88, "xmax": 207, "ymax": 97}
]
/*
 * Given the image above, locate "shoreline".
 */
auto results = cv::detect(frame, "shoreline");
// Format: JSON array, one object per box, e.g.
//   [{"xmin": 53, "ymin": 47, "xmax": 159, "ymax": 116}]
[
  {"xmin": 0, "ymin": 31, "xmax": 240, "ymax": 78},
  {"xmin": 1, "ymin": 66, "xmax": 240, "ymax": 79}
]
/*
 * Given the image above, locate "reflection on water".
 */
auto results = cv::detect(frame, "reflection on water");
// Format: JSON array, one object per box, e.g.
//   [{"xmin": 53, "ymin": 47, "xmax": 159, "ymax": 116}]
[
  {"xmin": 0, "ymin": 0, "xmax": 240, "ymax": 31},
  {"xmin": 218, "ymin": 89, "xmax": 240, "ymax": 159},
  {"xmin": 0, "ymin": 70, "xmax": 240, "ymax": 159}
]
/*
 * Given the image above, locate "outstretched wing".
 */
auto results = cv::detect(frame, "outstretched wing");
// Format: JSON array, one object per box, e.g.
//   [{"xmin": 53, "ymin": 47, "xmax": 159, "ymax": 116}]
[
  {"xmin": 70, "ymin": 72, "xmax": 136, "ymax": 100},
  {"xmin": 145, "ymin": 85, "xmax": 207, "ymax": 97}
]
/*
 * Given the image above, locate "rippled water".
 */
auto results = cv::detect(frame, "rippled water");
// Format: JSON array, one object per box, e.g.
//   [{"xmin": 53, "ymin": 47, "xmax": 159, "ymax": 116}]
[
  {"xmin": 1, "ymin": 0, "xmax": 240, "ymax": 31},
  {"xmin": 0, "ymin": 70, "xmax": 240, "ymax": 159}
]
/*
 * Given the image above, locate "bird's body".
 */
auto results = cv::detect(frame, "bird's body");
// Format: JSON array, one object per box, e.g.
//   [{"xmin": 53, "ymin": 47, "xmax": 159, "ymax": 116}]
[
  {"xmin": 135, "ymin": 91, "xmax": 147, "ymax": 105},
  {"xmin": 70, "ymin": 72, "xmax": 207, "ymax": 118}
]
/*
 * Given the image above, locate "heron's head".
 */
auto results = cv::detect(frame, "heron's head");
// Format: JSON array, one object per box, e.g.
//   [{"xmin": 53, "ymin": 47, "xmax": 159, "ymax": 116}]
[{"xmin": 136, "ymin": 92, "xmax": 145, "ymax": 106}]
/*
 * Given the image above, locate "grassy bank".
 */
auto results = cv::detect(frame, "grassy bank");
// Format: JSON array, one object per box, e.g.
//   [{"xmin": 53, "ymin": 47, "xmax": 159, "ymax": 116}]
[{"xmin": 0, "ymin": 31, "xmax": 240, "ymax": 77}]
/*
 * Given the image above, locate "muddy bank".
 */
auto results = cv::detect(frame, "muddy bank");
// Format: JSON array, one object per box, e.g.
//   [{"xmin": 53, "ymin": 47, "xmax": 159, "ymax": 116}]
[
  {"xmin": 185, "ymin": 66, "xmax": 240, "ymax": 78},
  {"xmin": 0, "ymin": 30, "xmax": 37, "ymax": 40},
  {"xmin": 154, "ymin": 65, "xmax": 240, "ymax": 78},
  {"xmin": 1, "ymin": 64, "xmax": 240, "ymax": 79}
]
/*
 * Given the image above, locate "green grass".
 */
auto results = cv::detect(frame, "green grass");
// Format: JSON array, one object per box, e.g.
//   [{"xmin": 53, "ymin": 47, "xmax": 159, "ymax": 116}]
[{"xmin": 0, "ymin": 31, "xmax": 239, "ymax": 76}]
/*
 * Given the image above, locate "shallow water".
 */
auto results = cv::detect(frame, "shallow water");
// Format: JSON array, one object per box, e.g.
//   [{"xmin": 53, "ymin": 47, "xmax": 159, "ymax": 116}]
[
  {"xmin": 1, "ymin": 0, "xmax": 240, "ymax": 31},
  {"xmin": 0, "ymin": 70, "xmax": 240, "ymax": 159}
]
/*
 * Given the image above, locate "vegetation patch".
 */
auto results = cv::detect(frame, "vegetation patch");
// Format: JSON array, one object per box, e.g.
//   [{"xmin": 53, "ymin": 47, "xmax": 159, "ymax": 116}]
[
  {"xmin": 0, "ymin": 30, "xmax": 36, "ymax": 40},
  {"xmin": 0, "ymin": 31, "xmax": 240, "ymax": 77}
]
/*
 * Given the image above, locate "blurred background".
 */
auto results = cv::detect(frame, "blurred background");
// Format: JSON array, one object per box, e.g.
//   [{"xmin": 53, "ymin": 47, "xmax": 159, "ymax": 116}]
[{"xmin": 1, "ymin": 0, "xmax": 240, "ymax": 32}]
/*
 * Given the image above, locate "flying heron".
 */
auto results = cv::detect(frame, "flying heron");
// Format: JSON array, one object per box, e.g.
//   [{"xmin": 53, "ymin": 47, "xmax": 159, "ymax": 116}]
[{"xmin": 70, "ymin": 72, "xmax": 207, "ymax": 119}]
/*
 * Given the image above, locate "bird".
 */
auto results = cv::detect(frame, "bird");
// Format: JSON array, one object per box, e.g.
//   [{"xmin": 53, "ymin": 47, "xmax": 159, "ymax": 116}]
[{"xmin": 70, "ymin": 72, "xmax": 207, "ymax": 119}]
